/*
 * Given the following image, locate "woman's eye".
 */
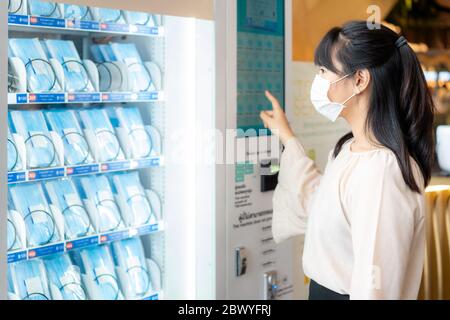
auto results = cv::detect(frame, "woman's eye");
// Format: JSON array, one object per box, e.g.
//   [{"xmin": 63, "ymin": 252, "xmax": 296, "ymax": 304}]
[{"xmin": 319, "ymin": 68, "xmax": 326, "ymax": 74}]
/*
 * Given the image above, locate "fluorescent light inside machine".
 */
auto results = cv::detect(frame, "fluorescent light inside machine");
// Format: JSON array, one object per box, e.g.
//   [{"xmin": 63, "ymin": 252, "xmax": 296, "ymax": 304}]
[{"xmin": 184, "ymin": 17, "xmax": 197, "ymax": 299}]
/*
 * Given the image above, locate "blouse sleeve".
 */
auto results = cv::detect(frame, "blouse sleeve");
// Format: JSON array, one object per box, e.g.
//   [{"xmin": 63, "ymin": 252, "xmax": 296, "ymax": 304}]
[
  {"xmin": 272, "ymin": 136, "xmax": 324, "ymax": 244},
  {"xmin": 348, "ymin": 152, "xmax": 423, "ymax": 300}
]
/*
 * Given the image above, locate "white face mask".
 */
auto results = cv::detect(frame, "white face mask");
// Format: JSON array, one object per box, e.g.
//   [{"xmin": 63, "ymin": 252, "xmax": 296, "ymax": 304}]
[{"xmin": 310, "ymin": 73, "xmax": 358, "ymax": 122}]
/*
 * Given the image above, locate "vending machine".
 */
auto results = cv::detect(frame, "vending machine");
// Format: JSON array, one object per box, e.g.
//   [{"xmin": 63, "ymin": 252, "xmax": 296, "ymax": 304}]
[
  {"xmin": 214, "ymin": 0, "xmax": 308, "ymax": 300},
  {"xmin": 2, "ymin": 0, "xmax": 216, "ymax": 300}
]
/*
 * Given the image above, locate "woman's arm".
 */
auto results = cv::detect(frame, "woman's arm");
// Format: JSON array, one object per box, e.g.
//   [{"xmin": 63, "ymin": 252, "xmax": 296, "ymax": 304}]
[
  {"xmin": 272, "ymin": 136, "xmax": 323, "ymax": 243},
  {"xmin": 260, "ymin": 90, "xmax": 323, "ymax": 243}
]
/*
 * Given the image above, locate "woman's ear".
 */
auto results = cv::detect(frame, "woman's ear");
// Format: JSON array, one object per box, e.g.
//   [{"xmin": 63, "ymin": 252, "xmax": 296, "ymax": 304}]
[{"xmin": 354, "ymin": 69, "xmax": 371, "ymax": 94}]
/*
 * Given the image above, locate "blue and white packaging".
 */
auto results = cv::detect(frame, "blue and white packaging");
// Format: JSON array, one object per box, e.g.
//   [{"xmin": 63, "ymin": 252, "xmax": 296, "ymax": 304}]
[
  {"xmin": 78, "ymin": 245, "xmax": 124, "ymax": 300},
  {"xmin": 91, "ymin": 7, "xmax": 125, "ymax": 24},
  {"xmin": 109, "ymin": 43, "xmax": 153, "ymax": 92},
  {"xmin": 7, "ymin": 191, "xmax": 25, "ymax": 252},
  {"xmin": 110, "ymin": 171, "xmax": 154, "ymax": 227},
  {"xmin": 124, "ymin": 11, "xmax": 155, "ymax": 26},
  {"xmin": 8, "ymin": 259, "xmax": 51, "ymax": 300},
  {"xmin": 64, "ymin": 4, "xmax": 90, "ymax": 20},
  {"xmin": 9, "ymin": 182, "xmax": 62, "ymax": 247},
  {"xmin": 9, "ymin": 38, "xmax": 62, "ymax": 93},
  {"xmin": 45, "ymin": 109, "xmax": 93, "ymax": 165},
  {"xmin": 44, "ymin": 179, "xmax": 93, "ymax": 240},
  {"xmin": 43, "ymin": 39, "xmax": 95, "ymax": 92},
  {"xmin": 43, "ymin": 253, "xmax": 86, "ymax": 300},
  {"xmin": 10, "ymin": 110, "xmax": 61, "ymax": 169},
  {"xmin": 75, "ymin": 175, "xmax": 124, "ymax": 233},
  {"xmin": 8, "ymin": 115, "xmax": 24, "ymax": 171},
  {"xmin": 28, "ymin": 0, "xmax": 62, "ymax": 18},
  {"xmin": 77, "ymin": 108, "xmax": 125, "ymax": 162},
  {"xmin": 8, "ymin": 0, "xmax": 28, "ymax": 15},
  {"xmin": 111, "ymin": 238, "xmax": 150, "ymax": 299},
  {"xmin": 109, "ymin": 107, "xmax": 153, "ymax": 159}
]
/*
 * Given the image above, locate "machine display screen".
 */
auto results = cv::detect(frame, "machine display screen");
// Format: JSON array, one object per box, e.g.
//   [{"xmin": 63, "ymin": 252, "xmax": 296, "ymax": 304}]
[{"xmin": 237, "ymin": 0, "xmax": 285, "ymax": 136}]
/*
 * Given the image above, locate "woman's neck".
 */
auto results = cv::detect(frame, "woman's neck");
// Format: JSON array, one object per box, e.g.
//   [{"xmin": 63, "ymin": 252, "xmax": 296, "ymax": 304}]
[{"xmin": 343, "ymin": 105, "xmax": 379, "ymax": 152}]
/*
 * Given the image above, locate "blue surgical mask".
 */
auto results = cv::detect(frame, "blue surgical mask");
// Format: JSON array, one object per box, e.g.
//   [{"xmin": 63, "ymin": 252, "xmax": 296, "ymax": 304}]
[
  {"xmin": 75, "ymin": 175, "xmax": 123, "ymax": 233},
  {"xmin": 9, "ymin": 38, "xmax": 62, "ymax": 93},
  {"xmin": 111, "ymin": 238, "xmax": 150, "ymax": 298},
  {"xmin": 109, "ymin": 43, "xmax": 153, "ymax": 92},
  {"xmin": 10, "ymin": 110, "xmax": 58, "ymax": 169},
  {"xmin": 43, "ymin": 39, "xmax": 94, "ymax": 93},
  {"xmin": 28, "ymin": 0, "xmax": 60, "ymax": 18},
  {"xmin": 110, "ymin": 171, "xmax": 153, "ymax": 227},
  {"xmin": 109, "ymin": 107, "xmax": 152, "ymax": 159},
  {"xmin": 126, "ymin": 11, "xmax": 153, "ymax": 26},
  {"xmin": 78, "ymin": 108, "xmax": 125, "ymax": 162},
  {"xmin": 44, "ymin": 109, "xmax": 93, "ymax": 166},
  {"xmin": 44, "ymin": 179, "xmax": 92, "ymax": 239},
  {"xmin": 8, "ymin": 0, "xmax": 25, "ymax": 14},
  {"xmin": 43, "ymin": 253, "xmax": 86, "ymax": 300},
  {"xmin": 64, "ymin": 4, "xmax": 90, "ymax": 20},
  {"xmin": 10, "ymin": 182, "xmax": 60, "ymax": 247},
  {"xmin": 80, "ymin": 245, "xmax": 122, "ymax": 300},
  {"xmin": 8, "ymin": 112, "xmax": 23, "ymax": 172},
  {"xmin": 9, "ymin": 259, "xmax": 51, "ymax": 300},
  {"xmin": 96, "ymin": 8, "xmax": 124, "ymax": 23}
]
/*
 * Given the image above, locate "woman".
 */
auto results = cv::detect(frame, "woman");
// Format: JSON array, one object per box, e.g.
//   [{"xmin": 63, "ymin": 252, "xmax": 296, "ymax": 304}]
[{"xmin": 260, "ymin": 21, "xmax": 435, "ymax": 300}]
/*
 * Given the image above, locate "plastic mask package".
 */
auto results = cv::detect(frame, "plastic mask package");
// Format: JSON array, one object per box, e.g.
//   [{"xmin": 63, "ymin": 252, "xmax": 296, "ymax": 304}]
[
  {"xmin": 8, "ymin": 0, "xmax": 26, "ymax": 14},
  {"xmin": 64, "ymin": 4, "xmax": 90, "ymax": 20},
  {"xmin": 111, "ymin": 238, "xmax": 150, "ymax": 298},
  {"xmin": 78, "ymin": 108, "xmax": 125, "ymax": 162},
  {"xmin": 9, "ymin": 259, "xmax": 51, "ymax": 300},
  {"xmin": 8, "ymin": 190, "xmax": 23, "ymax": 252},
  {"xmin": 10, "ymin": 182, "xmax": 60, "ymax": 247},
  {"xmin": 109, "ymin": 106, "xmax": 152, "ymax": 159},
  {"xmin": 110, "ymin": 171, "xmax": 153, "ymax": 227},
  {"xmin": 43, "ymin": 39, "xmax": 94, "ymax": 93},
  {"xmin": 109, "ymin": 43, "xmax": 153, "ymax": 92},
  {"xmin": 126, "ymin": 11, "xmax": 155, "ymax": 26},
  {"xmin": 8, "ymin": 113, "xmax": 23, "ymax": 172},
  {"xmin": 9, "ymin": 38, "xmax": 62, "ymax": 93},
  {"xmin": 79, "ymin": 245, "xmax": 123, "ymax": 300},
  {"xmin": 43, "ymin": 253, "xmax": 86, "ymax": 300},
  {"xmin": 75, "ymin": 175, "xmax": 123, "ymax": 233},
  {"xmin": 44, "ymin": 179, "xmax": 92, "ymax": 239},
  {"xmin": 45, "ymin": 109, "xmax": 93, "ymax": 165},
  {"xmin": 28, "ymin": 0, "xmax": 60, "ymax": 18},
  {"xmin": 95, "ymin": 8, "xmax": 125, "ymax": 23},
  {"xmin": 10, "ymin": 110, "xmax": 58, "ymax": 169}
]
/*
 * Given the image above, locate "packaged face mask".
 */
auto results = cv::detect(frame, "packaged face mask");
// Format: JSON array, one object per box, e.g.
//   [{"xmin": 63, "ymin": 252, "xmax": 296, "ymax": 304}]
[
  {"xmin": 10, "ymin": 182, "xmax": 60, "ymax": 247},
  {"xmin": 44, "ymin": 179, "xmax": 92, "ymax": 239},
  {"xmin": 8, "ymin": 0, "xmax": 26, "ymax": 14},
  {"xmin": 110, "ymin": 172, "xmax": 152, "ymax": 227},
  {"xmin": 28, "ymin": 0, "xmax": 60, "ymax": 18},
  {"xmin": 64, "ymin": 4, "xmax": 90, "ymax": 20},
  {"xmin": 44, "ymin": 109, "xmax": 93, "ymax": 165},
  {"xmin": 43, "ymin": 40, "xmax": 94, "ymax": 93},
  {"xmin": 80, "ymin": 245, "xmax": 122, "ymax": 300},
  {"xmin": 9, "ymin": 259, "xmax": 51, "ymax": 300},
  {"xmin": 111, "ymin": 238, "xmax": 150, "ymax": 298},
  {"xmin": 76, "ymin": 175, "xmax": 123, "ymax": 233},
  {"xmin": 125, "ymin": 11, "xmax": 154, "ymax": 26},
  {"xmin": 8, "ymin": 117, "xmax": 23, "ymax": 171},
  {"xmin": 94, "ymin": 8, "xmax": 125, "ymax": 23},
  {"xmin": 9, "ymin": 38, "xmax": 62, "ymax": 93},
  {"xmin": 109, "ymin": 107, "xmax": 152, "ymax": 159},
  {"xmin": 10, "ymin": 110, "xmax": 58, "ymax": 169},
  {"xmin": 78, "ymin": 108, "xmax": 125, "ymax": 162},
  {"xmin": 109, "ymin": 43, "xmax": 153, "ymax": 92},
  {"xmin": 90, "ymin": 44, "xmax": 117, "ymax": 63},
  {"xmin": 8, "ymin": 211, "xmax": 22, "ymax": 252},
  {"xmin": 43, "ymin": 253, "xmax": 86, "ymax": 300}
]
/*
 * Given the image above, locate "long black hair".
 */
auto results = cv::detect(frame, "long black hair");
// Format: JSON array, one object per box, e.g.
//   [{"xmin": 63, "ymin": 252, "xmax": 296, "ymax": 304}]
[{"xmin": 314, "ymin": 20, "xmax": 435, "ymax": 193}]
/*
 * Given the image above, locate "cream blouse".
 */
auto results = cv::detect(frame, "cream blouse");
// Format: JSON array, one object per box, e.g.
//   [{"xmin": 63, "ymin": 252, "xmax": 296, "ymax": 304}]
[{"xmin": 272, "ymin": 136, "xmax": 426, "ymax": 300}]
